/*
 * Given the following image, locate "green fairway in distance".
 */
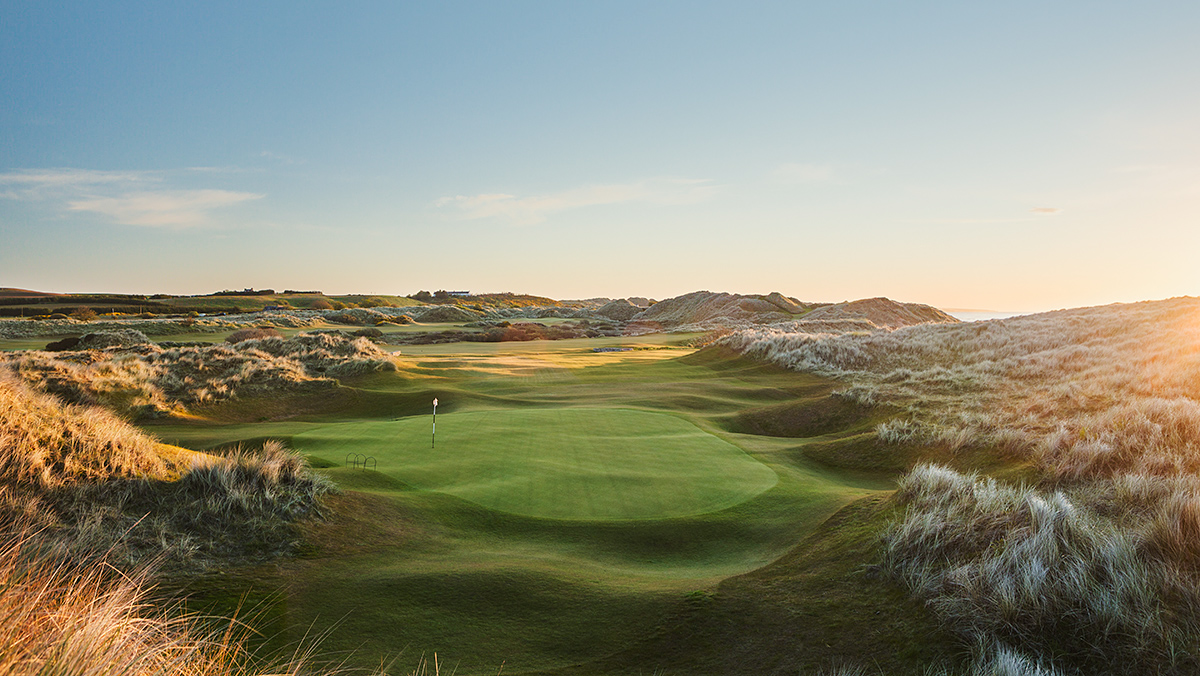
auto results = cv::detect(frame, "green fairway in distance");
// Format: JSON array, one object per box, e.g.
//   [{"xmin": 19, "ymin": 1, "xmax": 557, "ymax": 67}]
[{"xmin": 294, "ymin": 408, "xmax": 778, "ymax": 520}]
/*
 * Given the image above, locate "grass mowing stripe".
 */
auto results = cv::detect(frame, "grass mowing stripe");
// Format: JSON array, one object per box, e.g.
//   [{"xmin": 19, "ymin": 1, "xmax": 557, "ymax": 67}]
[{"xmin": 293, "ymin": 408, "xmax": 778, "ymax": 521}]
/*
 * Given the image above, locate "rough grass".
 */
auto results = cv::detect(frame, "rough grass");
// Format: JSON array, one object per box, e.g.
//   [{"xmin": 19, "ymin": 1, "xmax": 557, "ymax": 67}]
[
  {"xmin": 0, "ymin": 361, "xmax": 354, "ymax": 674},
  {"xmin": 813, "ymin": 645, "xmax": 1066, "ymax": 675},
  {"xmin": 1, "ymin": 332, "xmax": 399, "ymax": 416},
  {"xmin": 0, "ymin": 529, "xmax": 392, "ymax": 676},
  {"xmin": 724, "ymin": 297, "xmax": 1200, "ymax": 673},
  {"xmin": 49, "ymin": 440, "xmax": 337, "ymax": 570},
  {"xmin": 0, "ymin": 365, "xmax": 335, "ymax": 570},
  {"xmin": 722, "ymin": 296, "xmax": 1200, "ymax": 477},
  {"xmin": 0, "ymin": 314, "xmax": 324, "ymax": 339},
  {"xmin": 0, "ymin": 366, "xmax": 170, "ymax": 488},
  {"xmin": 226, "ymin": 327, "xmax": 284, "ymax": 343},
  {"xmin": 882, "ymin": 464, "xmax": 1200, "ymax": 674}
]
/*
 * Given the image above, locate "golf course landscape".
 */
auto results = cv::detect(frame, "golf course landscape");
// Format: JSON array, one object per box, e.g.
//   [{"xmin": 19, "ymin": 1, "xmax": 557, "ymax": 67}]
[
  {"xmin": 9, "ymin": 3, "xmax": 1200, "ymax": 672},
  {"xmin": 141, "ymin": 332, "xmax": 923, "ymax": 674}
]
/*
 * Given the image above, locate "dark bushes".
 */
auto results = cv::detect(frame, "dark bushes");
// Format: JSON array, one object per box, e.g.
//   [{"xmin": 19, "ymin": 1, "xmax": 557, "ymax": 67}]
[{"xmin": 225, "ymin": 327, "xmax": 283, "ymax": 343}]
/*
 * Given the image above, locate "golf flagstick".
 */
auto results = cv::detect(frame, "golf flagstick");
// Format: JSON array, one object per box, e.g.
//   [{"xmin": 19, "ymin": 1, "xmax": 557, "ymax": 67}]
[{"xmin": 432, "ymin": 397, "xmax": 438, "ymax": 449}]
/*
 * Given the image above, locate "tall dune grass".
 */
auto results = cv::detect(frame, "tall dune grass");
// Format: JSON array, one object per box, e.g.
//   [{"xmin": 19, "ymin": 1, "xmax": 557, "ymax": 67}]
[
  {"xmin": 0, "ymin": 528, "xmax": 390, "ymax": 676},
  {"xmin": 882, "ymin": 464, "xmax": 1200, "ymax": 673},
  {"xmin": 0, "ymin": 368, "xmax": 352, "ymax": 673},
  {"xmin": 53, "ymin": 440, "xmax": 337, "ymax": 569},
  {"xmin": 0, "ymin": 367, "xmax": 169, "ymax": 489},
  {"xmin": 725, "ymin": 298, "xmax": 1200, "ymax": 672},
  {"xmin": 2, "ymin": 332, "xmax": 398, "ymax": 415},
  {"xmin": 815, "ymin": 645, "xmax": 1065, "ymax": 675},
  {"xmin": 0, "ymin": 365, "xmax": 334, "ymax": 569},
  {"xmin": 723, "ymin": 296, "xmax": 1200, "ymax": 478}
]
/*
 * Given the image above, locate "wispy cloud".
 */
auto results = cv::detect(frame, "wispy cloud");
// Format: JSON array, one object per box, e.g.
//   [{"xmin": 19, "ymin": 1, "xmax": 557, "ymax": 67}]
[
  {"xmin": 185, "ymin": 165, "xmax": 260, "ymax": 174},
  {"xmin": 436, "ymin": 178, "xmax": 717, "ymax": 225},
  {"xmin": 68, "ymin": 190, "xmax": 264, "ymax": 227},
  {"xmin": 0, "ymin": 168, "xmax": 153, "ymax": 198},
  {"xmin": 0, "ymin": 167, "xmax": 264, "ymax": 227},
  {"xmin": 772, "ymin": 163, "xmax": 834, "ymax": 184},
  {"xmin": 1030, "ymin": 207, "xmax": 1062, "ymax": 215},
  {"xmin": 259, "ymin": 150, "xmax": 302, "ymax": 165}
]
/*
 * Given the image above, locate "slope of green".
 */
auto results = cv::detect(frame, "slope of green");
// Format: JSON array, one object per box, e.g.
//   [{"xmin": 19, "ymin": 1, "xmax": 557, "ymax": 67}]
[
  {"xmin": 568, "ymin": 495, "xmax": 953, "ymax": 676},
  {"xmin": 294, "ymin": 409, "xmax": 778, "ymax": 520}
]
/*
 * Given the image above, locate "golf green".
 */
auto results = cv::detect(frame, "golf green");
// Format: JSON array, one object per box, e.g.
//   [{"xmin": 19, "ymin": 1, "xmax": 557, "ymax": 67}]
[{"xmin": 293, "ymin": 408, "xmax": 778, "ymax": 520}]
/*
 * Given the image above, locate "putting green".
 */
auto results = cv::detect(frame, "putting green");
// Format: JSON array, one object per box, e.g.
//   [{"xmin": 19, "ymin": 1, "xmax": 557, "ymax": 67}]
[{"xmin": 294, "ymin": 408, "xmax": 778, "ymax": 520}]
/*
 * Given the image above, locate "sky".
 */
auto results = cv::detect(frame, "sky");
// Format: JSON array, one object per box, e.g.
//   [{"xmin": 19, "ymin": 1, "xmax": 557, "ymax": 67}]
[{"xmin": 2, "ymin": 1, "xmax": 1199, "ymax": 312}]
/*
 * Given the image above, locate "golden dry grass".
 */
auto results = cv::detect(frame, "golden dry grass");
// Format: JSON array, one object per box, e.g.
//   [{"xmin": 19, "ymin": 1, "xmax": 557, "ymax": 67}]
[
  {"xmin": 0, "ymin": 367, "xmax": 171, "ymax": 488},
  {"xmin": 1, "ymin": 333, "xmax": 398, "ymax": 416},
  {"xmin": 0, "ymin": 364, "xmax": 334, "ymax": 570},
  {"xmin": 726, "ymin": 298, "xmax": 1200, "ymax": 673},
  {"xmin": 724, "ymin": 296, "xmax": 1200, "ymax": 478},
  {"xmin": 0, "ymin": 374, "xmax": 365, "ymax": 675},
  {"xmin": 0, "ymin": 528, "xmax": 399, "ymax": 676}
]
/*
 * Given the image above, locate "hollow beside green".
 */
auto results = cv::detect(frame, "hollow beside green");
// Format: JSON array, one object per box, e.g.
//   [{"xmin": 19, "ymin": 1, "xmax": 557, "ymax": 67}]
[{"xmin": 294, "ymin": 408, "xmax": 778, "ymax": 520}]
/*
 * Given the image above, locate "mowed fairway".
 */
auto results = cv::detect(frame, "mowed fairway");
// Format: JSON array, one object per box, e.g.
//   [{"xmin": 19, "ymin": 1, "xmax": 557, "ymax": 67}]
[
  {"xmin": 294, "ymin": 408, "xmax": 778, "ymax": 520},
  {"xmin": 145, "ymin": 338, "xmax": 898, "ymax": 675}
]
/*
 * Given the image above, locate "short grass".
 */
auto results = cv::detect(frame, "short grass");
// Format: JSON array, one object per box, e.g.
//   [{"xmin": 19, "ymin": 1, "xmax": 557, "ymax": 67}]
[
  {"xmin": 0, "ymin": 337, "xmax": 59, "ymax": 351},
  {"xmin": 142, "ymin": 335, "xmax": 931, "ymax": 675},
  {"xmin": 387, "ymin": 331, "xmax": 695, "ymax": 355},
  {"xmin": 294, "ymin": 409, "xmax": 778, "ymax": 520}
]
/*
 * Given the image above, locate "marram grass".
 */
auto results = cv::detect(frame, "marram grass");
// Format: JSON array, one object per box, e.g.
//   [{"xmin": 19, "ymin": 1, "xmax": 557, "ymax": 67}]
[{"xmin": 0, "ymin": 528, "xmax": 398, "ymax": 676}]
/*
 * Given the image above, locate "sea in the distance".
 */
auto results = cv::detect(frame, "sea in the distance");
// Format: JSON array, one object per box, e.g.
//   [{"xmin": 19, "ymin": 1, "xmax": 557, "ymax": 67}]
[{"xmin": 944, "ymin": 310, "xmax": 1030, "ymax": 322}]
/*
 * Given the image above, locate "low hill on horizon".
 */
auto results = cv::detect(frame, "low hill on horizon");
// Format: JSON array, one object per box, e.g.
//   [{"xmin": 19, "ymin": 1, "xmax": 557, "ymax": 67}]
[
  {"xmin": 626, "ymin": 290, "xmax": 957, "ymax": 332},
  {"xmin": 1, "ymin": 286, "xmax": 968, "ymax": 337},
  {"xmin": 0, "ymin": 288, "xmax": 65, "ymax": 298},
  {"xmin": 802, "ymin": 296, "xmax": 958, "ymax": 329}
]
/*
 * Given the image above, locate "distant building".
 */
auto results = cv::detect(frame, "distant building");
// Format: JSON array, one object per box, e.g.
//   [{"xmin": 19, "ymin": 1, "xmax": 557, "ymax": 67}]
[{"xmin": 447, "ymin": 291, "xmax": 471, "ymax": 297}]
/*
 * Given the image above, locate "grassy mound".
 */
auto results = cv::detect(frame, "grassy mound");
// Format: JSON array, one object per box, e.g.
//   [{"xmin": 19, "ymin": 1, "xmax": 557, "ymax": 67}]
[
  {"xmin": 294, "ymin": 408, "xmax": 778, "ymax": 520},
  {"xmin": 225, "ymin": 327, "xmax": 283, "ymax": 343},
  {"xmin": 0, "ymin": 365, "xmax": 334, "ymax": 570},
  {"xmin": 585, "ymin": 496, "xmax": 953, "ymax": 675},
  {"xmin": 723, "ymin": 296, "xmax": 1200, "ymax": 471},
  {"xmin": 2, "ymin": 332, "xmax": 397, "ymax": 416},
  {"xmin": 66, "ymin": 440, "xmax": 335, "ymax": 567},
  {"xmin": 727, "ymin": 393, "xmax": 879, "ymax": 438},
  {"xmin": 722, "ymin": 297, "xmax": 1200, "ymax": 672},
  {"xmin": 0, "ymin": 367, "xmax": 172, "ymax": 488}
]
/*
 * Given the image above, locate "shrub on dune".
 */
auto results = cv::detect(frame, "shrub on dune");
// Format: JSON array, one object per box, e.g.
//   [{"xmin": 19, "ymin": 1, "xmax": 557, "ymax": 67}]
[
  {"xmin": 58, "ymin": 440, "xmax": 336, "ymax": 566},
  {"xmin": 226, "ymin": 327, "xmax": 284, "ymax": 343}
]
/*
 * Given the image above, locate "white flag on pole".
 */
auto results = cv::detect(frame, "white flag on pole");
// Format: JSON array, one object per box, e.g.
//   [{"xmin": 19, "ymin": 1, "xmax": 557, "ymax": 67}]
[{"xmin": 433, "ymin": 398, "xmax": 438, "ymax": 408}]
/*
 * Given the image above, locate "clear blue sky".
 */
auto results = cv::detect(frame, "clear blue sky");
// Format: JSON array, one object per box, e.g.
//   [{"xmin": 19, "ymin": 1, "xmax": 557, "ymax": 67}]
[{"xmin": 3, "ymin": 1, "xmax": 1198, "ymax": 311}]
